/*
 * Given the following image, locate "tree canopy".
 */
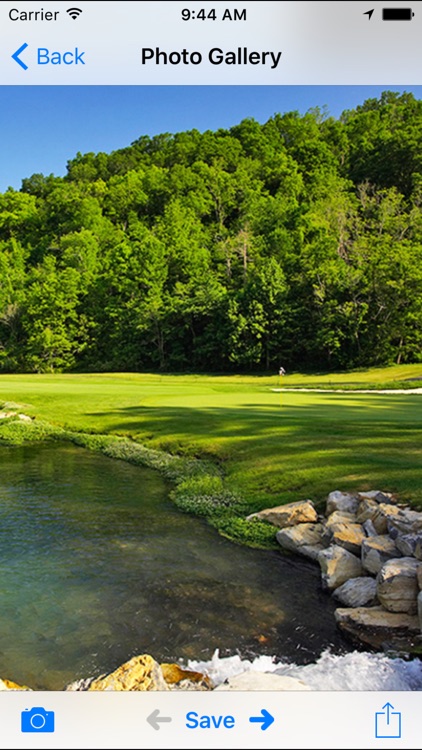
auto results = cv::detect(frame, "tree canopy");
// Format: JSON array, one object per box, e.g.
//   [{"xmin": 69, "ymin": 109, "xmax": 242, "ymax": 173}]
[{"xmin": 1, "ymin": 91, "xmax": 422, "ymax": 373}]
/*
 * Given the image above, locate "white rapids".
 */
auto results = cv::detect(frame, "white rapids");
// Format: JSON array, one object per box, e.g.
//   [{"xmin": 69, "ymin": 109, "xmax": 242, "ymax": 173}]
[{"xmin": 186, "ymin": 649, "xmax": 422, "ymax": 690}]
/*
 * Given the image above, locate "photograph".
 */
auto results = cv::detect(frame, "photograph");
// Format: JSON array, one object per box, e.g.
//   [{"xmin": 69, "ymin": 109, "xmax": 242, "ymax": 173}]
[{"xmin": 0, "ymin": 84, "xmax": 421, "ymax": 693}]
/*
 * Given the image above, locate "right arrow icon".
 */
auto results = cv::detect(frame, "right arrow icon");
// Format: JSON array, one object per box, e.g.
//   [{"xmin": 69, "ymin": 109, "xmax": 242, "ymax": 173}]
[
  {"xmin": 249, "ymin": 708, "xmax": 274, "ymax": 731},
  {"xmin": 364, "ymin": 9, "xmax": 375, "ymax": 20}
]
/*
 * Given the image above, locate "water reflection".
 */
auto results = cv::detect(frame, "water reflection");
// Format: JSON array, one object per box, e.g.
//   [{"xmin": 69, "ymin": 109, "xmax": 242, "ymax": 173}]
[{"xmin": 0, "ymin": 443, "xmax": 350, "ymax": 689}]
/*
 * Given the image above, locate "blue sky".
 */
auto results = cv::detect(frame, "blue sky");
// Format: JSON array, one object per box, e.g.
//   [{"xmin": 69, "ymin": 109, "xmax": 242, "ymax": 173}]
[{"xmin": 1, "ymin": 85, "xmax": 422, "ymax": 192}]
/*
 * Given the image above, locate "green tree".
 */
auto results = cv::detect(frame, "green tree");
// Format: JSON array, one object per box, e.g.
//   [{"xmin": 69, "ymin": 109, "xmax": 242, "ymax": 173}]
[{"xmin": 21, "ymin": 256, "xmax": 83, "ymax": 372}]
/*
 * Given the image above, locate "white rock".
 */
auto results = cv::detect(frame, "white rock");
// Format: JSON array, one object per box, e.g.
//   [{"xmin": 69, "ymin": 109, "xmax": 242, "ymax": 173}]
[
  {"xmin": 247, "ymin": 500, "xmax": 317, "ymax": 528},
  {"xmin": 387, "ymin": 508, "xmax": 422, "ymax": 535},
  {"xmin": 326, "ymin": 511, "xmax": 357, "ymax": 528},
  {"xmin": 395, "ymin": 533, "xmax": 422, "ymax": 557},
  {"xmin": 318, "ymin": 545, "xmax": 363, "ymax": 591},
  {"xmin": 377, "ymin": 557, "xmax": 420, "ymax": 614},
  {"xmin": 372, "ymin": 504, "xmax": 401, "ymax": 534},
  {"xmin": 356, "ymin": 498, "xmax": 378, "ymax": 524},
  {"xmin": 361, "ymin": 535, "xmax": 400, "ymax": 575},
  {"xmin": 335, "ymin": 605, "xmax": 420, "ymax": 646},
  {"xmin": 333, "ymin": 577, "xmax": 378, "ymax": 607},
  {"xmin": 330, "ymin": 522, "xmax": 366, "ymax": 556},
  {"xmin": 357, "ymin": 491, "xmax": 394, "ymax": 504},
  {"xmin": 276, "ymin": 523, "xmax": 326, "ymax": 561},
  {"xmin": 362, "ymin": 519, "xmax": 378, "ymax": 537},
  {"xmin": 326, "ymin": 491, "xmax": 359, "ymax": 517}
]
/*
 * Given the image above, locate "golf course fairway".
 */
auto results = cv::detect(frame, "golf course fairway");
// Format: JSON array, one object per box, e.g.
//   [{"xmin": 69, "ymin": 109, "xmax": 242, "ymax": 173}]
[{"xmin": 1, "ymin": 367, "xmax": 421, "ymax": 547}]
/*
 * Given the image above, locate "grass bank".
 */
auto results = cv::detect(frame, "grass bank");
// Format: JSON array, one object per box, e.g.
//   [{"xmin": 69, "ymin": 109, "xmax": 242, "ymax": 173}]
[{"xmin": 1, "ymin": 365, "xmax": 422, "ymax": 547}]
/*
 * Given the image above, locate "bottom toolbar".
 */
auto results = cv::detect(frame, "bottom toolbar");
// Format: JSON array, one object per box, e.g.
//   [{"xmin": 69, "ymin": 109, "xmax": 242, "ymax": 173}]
[{"xmin": 0, "ymin": 691, "xmax": 419, "ymax": 749}]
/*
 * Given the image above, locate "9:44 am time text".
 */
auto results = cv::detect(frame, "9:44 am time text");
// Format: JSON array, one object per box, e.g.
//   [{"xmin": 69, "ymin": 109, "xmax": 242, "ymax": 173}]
[{"xmin": 181, "ymin": 8, "xmax": 247, "ymax": 21}]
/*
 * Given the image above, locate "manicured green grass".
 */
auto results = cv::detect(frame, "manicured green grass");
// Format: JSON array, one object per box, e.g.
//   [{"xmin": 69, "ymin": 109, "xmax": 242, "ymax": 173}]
[
  {"xmin": 1, "ymin": 367, "xmax": 422, "ymax": 546},
  {"xmin": 276, "ymin": 363, "xmax": 422, "ymax": 389}
]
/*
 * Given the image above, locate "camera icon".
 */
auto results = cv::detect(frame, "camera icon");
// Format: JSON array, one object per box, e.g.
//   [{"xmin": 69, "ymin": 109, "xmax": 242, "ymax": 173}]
[{"xmin": 21, "ymin": 707, "xmax": 55, "ymax": 733}]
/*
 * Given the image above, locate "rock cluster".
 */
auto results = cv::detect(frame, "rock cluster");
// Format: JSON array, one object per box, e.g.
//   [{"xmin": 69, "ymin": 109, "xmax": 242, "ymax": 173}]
[
  {"xmin": 66, "ymin": 654, "xmax": 213, "ymax": 691},
  {"xmin": 0, "ymin": 654, "xmax": 309, "ymax": 692},
  {"xmin": 248, "ymin": 492, "xmax": 422, "ymax": 652}
]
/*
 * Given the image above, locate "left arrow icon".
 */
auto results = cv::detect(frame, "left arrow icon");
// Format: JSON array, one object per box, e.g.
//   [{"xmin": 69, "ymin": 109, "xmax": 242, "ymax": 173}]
[
  {"xmin": 12, "ymin": 43, "xmax": 29, "ymax": 70},
  {"xmin": 146, "ymin": 709, "xmax": 172, "ymax": 731}
]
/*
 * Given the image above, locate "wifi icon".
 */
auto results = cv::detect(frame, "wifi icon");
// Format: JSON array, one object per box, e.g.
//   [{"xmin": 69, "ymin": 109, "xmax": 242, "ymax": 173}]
[{"xmin": 66, "ymin": 7, "xmax": 83, "ymax": 20}]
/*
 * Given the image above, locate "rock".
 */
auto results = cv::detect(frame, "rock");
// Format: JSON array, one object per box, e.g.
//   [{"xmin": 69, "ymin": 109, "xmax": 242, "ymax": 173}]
[
  {"xmin": 247, "ymin": 500, "xmax": 317, "ymax": 528},
  {"xmin": 387, "ymin": 523, "xmax": 400, "ymax": 541},
  {"xmin": 17, "ymin": 414, "xmax": 32, "ymax": 422},
  {"xmin": 356, "ymin": 498, "xmax": 378, "ymax": 524},
  {"xmin": 322, "ymin": 514, "xmax": 358, "ymax": 545},
  {"xmin": 85, "ymin": 657, "xmax": 213, "ymax": 692},
  {"xmin": 325, "ymin": 511, "xmax": 357, "ymax": 528},
  {"xmin": 214, "ymin": 672, "xmax": 310, "ymax": 691},
  {"xmin": 362, "ymin": 519, "xmax": 378, "ymax": 537},
  {"xmin": 87, "ymin": 654, "xmax": 169, "ymax": 691},
  {"xmin": 333, "ymin": 577, "xmax": 378, "ymax": 607},
  {"xmin": 377, "ymin": 557, "xmax": 420, "ymax": 614},
  {"xmin": 326, "ymin": 491, "xmax": 359, "ymax": 517},
  {"xmin": 318, "ymin": 545, "xmax": 363, "ymax": 590},
  {"xmin": 276, "ymin": 522, "xmax": 326, "ymax": 561},
  {"xmin": 371, "ymin": 504, "xmax": 401, "ymax": 535},
  {"xmin": 357, "ymin": 491, "xmax": 395, "ymax": 505},
  {"xmin": 335, "ymin": 605, "xmax": 420, "ymax": 649},
  {"xmin": 395, "ymin": 533, "xmax": 422, "ymax": 557},
  {"xmin": 416, "ymin": 540, "xmax": 422, "ymax": 561},
  {"xmin": 160, "ymin": 663, "xmax": 212, "ymax": 690},
  {"xmin": 167, "ymin": 678, "xmax": 211, "ymax": 691},
  {"xmin": 0, "ymin": 678, "xmax": 32, "ymax": 691},
  {"xmin": 65, "ymin": 678, "xmax": 94, "ymax": 691},
  {"xmin": 387, "ymin": 508, "xmax": 422, "ymax": 536},
  {"xmin": 329, "ymin": 522, "xmax": 366, "ymax": 556},
  {"xmin": 418, "ymin": 592, "xmax": 422, "ymax": 633},
  {"xmin": 361, "ymin": 535, "xmax": 400, "ymax": 575},
  {"xmin": 417, "ymin": 564, "xmax": 422, "ymax": 590}
]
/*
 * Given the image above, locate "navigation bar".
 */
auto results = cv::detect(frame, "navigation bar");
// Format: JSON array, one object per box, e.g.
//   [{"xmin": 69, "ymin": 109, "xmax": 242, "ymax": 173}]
[{"xmin": 1, "ymin": 1, "xmax": 422, "ymax": 84}]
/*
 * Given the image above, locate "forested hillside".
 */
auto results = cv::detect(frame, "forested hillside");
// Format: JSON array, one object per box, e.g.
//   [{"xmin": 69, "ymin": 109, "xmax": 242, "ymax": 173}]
[{"xmin": 1, "ymin": 90, "xmax": 422, "ymax": 373}]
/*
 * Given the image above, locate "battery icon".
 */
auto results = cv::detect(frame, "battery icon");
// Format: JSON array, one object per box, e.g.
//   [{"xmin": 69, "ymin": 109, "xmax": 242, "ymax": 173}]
[{"xmin": 382, "ymin": 8, "xmax": 414, "ymax": 20}]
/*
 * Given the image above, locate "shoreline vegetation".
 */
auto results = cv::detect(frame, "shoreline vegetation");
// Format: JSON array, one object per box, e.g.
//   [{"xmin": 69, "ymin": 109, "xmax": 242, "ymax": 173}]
[
  {"xmin": 0, "ymin": 406, "xmax": 278, "ymax": 549},
  {"xmin": 1, "ymin": 365, "xmax": 422, "ymax": 547}
]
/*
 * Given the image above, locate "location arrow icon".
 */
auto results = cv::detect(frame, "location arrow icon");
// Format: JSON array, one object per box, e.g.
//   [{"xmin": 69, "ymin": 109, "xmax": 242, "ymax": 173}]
[
  {"xmin": 147, "ymin": 709, "xmax": 172, "ymax": 731},
  {"xmin": 249, "ymin": 708, "xmax": 274, "ymax": 731},
  {"xmin": 364, "ymin": 9, "xmax": 374, "ymax": 20},
  {"xmin": 12, "ymin": 42, "xmax": 29, "ymax": 70}
]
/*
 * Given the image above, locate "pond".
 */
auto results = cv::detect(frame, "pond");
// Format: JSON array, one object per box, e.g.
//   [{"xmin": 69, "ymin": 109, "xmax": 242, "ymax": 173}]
[{"xmin": 0, "ymin": 442, "xmax": 351, "ymax": 689}]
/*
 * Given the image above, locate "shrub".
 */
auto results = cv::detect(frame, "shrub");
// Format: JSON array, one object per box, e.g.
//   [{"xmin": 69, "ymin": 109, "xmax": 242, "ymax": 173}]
[
  {"xmin": 210, "ymin": 516, "xmax": 279, "ymax": 549},
  {"xmin": 173, "ymin": 474, "xmax": 239, "ymax": 516}
]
